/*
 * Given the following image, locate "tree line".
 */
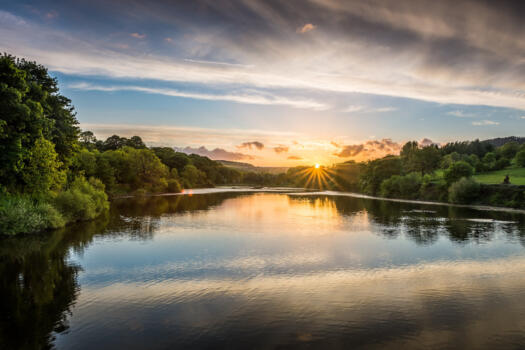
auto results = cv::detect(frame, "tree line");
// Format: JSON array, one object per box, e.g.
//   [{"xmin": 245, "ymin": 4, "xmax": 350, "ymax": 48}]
[{"xmin": 2, "ymin": 53, "xmax": 524, "ymax": 235}]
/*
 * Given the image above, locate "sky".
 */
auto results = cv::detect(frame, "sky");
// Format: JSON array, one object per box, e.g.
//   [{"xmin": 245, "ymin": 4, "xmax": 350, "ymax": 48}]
[{"xmin": 2, "ymin": 0, "xmax": 525, "ymax": 166}]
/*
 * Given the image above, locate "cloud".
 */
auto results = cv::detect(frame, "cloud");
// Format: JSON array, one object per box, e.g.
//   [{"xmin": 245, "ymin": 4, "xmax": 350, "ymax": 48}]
[
  {"xmin": 374, "ymin": 107, "xmax": 397, "ymax": 113},
  {"xmin": 69, "ymin": 83, "xmax": 328, "ymax": 110},
  {"xmin": 448, "ymin": 110, "xmax": 474, "ymax": 118},
  {"xmin": 334, "ymin": 144, "xmax": 364, "ymax": 157},
  {"xmin": 342, "ymin": 105, "xmax": 364, "ymax": 113},
  {"xmin": 4, "ymin": 1, "xmax": 525, "ymax": 113},
  {"xmin": 130, "ymin": 32, "xmax": 146, "ymax": 39},
  {"xmin": 45, "ymin": 11, "xmax": 58, "ymax": 19},
  {"xmin": 164, "ymin": 37, "xmax": 173, "ymax": 42},
  {"xmin": 342, "ymin": 105, "xmax": 397, "ymax": 114},
  {"xmin": 521, "ymin": 116, "xmax": 525, "ymax": 119},
  {"xmin": 418, "ymin": 138, "xmax": 434, "ymax": 147},
  {"xmin": 333, "ymin": 138, "xmax": 402, "ymax": 159},
  {"xmin": 287, "ymin": 155, "xmax": 303, "ymax": 160},
  {"xmin": 472, "ymin": 120, "xmax": 500, "ymax": 126},
  {"xmin": 297, "ymin": 23, "xmax": 316, "ymax": 33},
  {"xmin": 180, "ymin": 146, "xmax": 253, "ymax": 161},
  {"xmin": 273, "ymin": 145, "xmax": 289, "ymax": 153},
  {"xmin": 237, "ymin": 141, "xmax": 264, "ymax": 150}
]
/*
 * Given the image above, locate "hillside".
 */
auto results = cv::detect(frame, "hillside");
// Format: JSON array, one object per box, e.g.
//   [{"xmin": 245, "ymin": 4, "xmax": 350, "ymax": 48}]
[
  {"xmin": 217, "ymin": 160, "xmax": 289, "ymax": 174},
  {"xmin": 482, "ymin": 136, "xmax": 525, "ymax": 147}
]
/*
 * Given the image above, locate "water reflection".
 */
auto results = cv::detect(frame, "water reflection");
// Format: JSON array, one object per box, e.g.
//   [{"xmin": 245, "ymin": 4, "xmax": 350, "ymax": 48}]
[{"xmin": 1, "ymin": 191, "xmax": 525, "ymax": 349}]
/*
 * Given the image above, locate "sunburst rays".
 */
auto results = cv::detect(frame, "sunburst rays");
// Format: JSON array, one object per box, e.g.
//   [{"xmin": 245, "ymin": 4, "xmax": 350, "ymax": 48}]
[{"xmin": 290, "ymin": 165, "xmax": 345, "ymax": 190}]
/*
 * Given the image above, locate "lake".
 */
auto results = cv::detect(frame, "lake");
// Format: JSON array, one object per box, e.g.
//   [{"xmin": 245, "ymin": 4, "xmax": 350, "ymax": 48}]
[{"xmin": 2, "ymin": 189, "xmax": 525, "ymax": 349}]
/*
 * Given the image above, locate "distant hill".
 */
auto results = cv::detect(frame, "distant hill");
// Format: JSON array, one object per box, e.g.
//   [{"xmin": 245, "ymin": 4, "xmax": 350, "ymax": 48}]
[
  {"xmin": 217, "ymin": 160, "xmax": 289, "ymax": 174},
  {"xmin": 482, "ymin": 136, "xmax": 525, "ymax": 147}
]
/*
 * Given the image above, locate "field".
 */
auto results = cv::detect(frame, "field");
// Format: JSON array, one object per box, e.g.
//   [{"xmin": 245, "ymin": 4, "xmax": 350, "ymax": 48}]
[{"xmin": 473, "ymin": 167, "xmax": 525, "ymax": 185}]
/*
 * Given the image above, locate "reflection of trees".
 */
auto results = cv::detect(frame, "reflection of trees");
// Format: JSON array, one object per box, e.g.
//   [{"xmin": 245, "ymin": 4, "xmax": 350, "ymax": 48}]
[
  {"xmin": 289, "ymin": 194, "xmax": 525, "ymax": 246},
  {"xmin": 0, "ymin": 192, "xmax": 247, "ymax": 349},
  {"xmin": 0, "ymin": 227, "xmax": 89, "ymax": 349}
]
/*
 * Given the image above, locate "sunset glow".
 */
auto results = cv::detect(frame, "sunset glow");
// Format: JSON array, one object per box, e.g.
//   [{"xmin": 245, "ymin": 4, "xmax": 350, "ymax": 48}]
[{"xmin": 2, "ymin": 1, "xmax": 524, "ymax": 166}]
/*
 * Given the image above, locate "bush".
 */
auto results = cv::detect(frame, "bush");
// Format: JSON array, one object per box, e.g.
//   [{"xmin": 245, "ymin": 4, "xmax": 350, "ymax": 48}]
[
  {"xmin": 380, "ymin": 173, "xmax": 422, "ymax": 199},
  {"xmin": 515, "ymin": 150, "xmax": 525, "ymax": 167},
  {"xmin": 444, "ymin": 161, "xmax": 474, "ymax": 185},
  {"xmin": 0, "ymin": 196, "xmax": 65, "ymax": 235},
  {"xmin": 167, "ymin": 179, "xmax": 182, "ymax": 193},
  {"xmin": 448, "ymin": 178, "xmax": 481, "ymax": 204},
  {"xmin": 54, "ymin": 177, "xmax": 109, "ymax": 222}
]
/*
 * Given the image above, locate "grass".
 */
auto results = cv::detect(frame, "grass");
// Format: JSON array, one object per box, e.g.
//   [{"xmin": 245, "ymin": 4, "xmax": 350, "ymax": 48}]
[{"xmin": 473, "ymin": 166, "xmax": 525, "ymax": 185}]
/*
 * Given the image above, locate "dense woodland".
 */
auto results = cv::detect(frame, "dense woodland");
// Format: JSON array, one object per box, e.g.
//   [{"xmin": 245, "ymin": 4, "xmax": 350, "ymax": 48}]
[{"xmin": 1, "ymin": 54, "xmax": 525, "ymax": 235}]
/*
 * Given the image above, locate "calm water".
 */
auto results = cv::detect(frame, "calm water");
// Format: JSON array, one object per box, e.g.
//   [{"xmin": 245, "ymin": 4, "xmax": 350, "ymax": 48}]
[{"xmin": 2, "ymin": 189, "xmax": 525, "ymax": 349}]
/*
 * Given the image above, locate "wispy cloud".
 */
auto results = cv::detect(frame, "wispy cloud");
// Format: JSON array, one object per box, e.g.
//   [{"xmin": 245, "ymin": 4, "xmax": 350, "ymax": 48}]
[
  {"xmin": 448, "ymin": 110, "xmax": 475, "ymax": 118},
  {"xmin": 45, "ymin": 10, "xmax": 58, "ymax": 19},
  {"xmin": 273, "ymin": 145, "xmax": 289, "ymax": 153},
  {"xmin": 472, "ymin": 120, "xmax": 500, "ymax": 126},
  {"xmin": 288, "ymin": 155, "xmax": 303, "ymax": 160},
  {"xmin": 237, "ymin": 141, "xmax": 264, "ymax": 150},
  {"xmin": 297, "ymin": 23, "xmax": 316, "ymax": 33},
  {"xmin": 374, "ymin": 107, "xmax": 397, "ymax": 113},
  {"xmin": 130, "ymin": 32, "xmax": 146, "ymax": 39},
  {"xmin": 342, "ymin": 105, "xmax": 397, "ymax": 114},
  {"xmin": 4, "ymin": 4, "xmax": 525, "ymax": 111},
  {"xmin": 342, "ymin": 105, "xmax": 364, "ymax": 113},
  {"xmin": 69, "ymin": 82, "xmax": 328, "ymax": 110},
  {"xmin": 333, "ymin": 139, "xmax": 402, "ymax": 159}
]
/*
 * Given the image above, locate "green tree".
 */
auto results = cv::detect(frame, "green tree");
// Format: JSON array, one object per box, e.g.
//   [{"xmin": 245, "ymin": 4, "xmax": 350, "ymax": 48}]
[
  {"xmin": 515, "ymin": 150, "xmax": 525, "ymax": 167},
  {"xmin": 498, "ymin": 141, "xmax": 520, "ymax": 160},
  {"xmin": 22, "ymin": 137, "xmax": 66, "ymax": 195},
  {"xmin": 444, "ymin": 161, "xmax": 474, "ymax": 185},
  {"xmin": 360, "ymin": 156, "xmax": 402, "ymax": 195}
]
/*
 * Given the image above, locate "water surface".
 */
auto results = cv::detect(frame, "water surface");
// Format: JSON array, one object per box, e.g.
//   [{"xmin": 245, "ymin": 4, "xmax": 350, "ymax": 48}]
[{"xmin": 2, "ymin": 190, "xmax": 525, "ymax": 349}]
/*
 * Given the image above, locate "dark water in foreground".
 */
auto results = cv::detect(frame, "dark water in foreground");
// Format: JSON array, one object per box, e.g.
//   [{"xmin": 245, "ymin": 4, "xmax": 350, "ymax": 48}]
[{"xmin": 2, "ymin": 189, "xmax": 525, "ymax": 349}]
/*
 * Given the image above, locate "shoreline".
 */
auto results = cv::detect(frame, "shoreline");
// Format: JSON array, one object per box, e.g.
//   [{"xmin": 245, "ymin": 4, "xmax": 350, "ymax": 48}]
[{"xmin": 115, "ymin": 186, "xmax": 525, "ymax": 215}]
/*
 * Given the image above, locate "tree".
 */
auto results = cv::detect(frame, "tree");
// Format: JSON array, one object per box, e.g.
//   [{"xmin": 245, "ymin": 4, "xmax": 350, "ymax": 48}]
[
  {"xmin": 22, "ymin": 137, "xmax": 66, "ymax": 195},
  {"xmin": 79, "ymin": 131, "xmax": 97, "ymax": 150},
  {"xmin": 498, "ymin": 141, "xmax": 520, "ymax": 160},
  {"xmin": 444, "ymin": 161, "xmax": 474, "ymax": 185},
  {"xmin": 127, "ymin": 135, "xmax": 146, "ymax": 149},
  {"xmin": 515, "ymin": 150, "xmax": 525, "ymax": 167},
  {"xmin": 360, "ymin": 156, "xmax": 402, "ymax": 195},
  {"xmin": 0, "ymin": 54, "xmax": 79, "ymax": 191}
]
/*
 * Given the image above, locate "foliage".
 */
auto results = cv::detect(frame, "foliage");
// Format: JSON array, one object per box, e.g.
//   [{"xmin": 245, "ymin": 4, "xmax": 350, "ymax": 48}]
[
  {"xmin": 54, "ymin": 177, "xmax": 109, "ymax": 222},
  {"xmin": 0, "ymin": 196, "xmax": 65, "ymax": 235},
  {"xmin": 359, "ymin": 156, "xmax": 402, "ymax": 195},
  {"xmin": 444, "ymin": 161, "xmax": 474, "ymax": 185},
  {"xmin": 448, "ymin": 178, "xmax": 481, "ymax": 204},
  {"xmin": 516, "ymin": 150, "xmax": 525, "ymax": 167},
  {"xmin": 441, "ymin": 139, "xmax": 493, "ymax": 158},
  {"xmin": 167, "ymin": 179, "xmax": 182, "ymax": 193},
  {"xmin": 401, "ymin": 142, "xmax": 440, "ymax": 175},
  {"xmin": 497, "ymin": 141, "xmax": 520, "ymax": 159},
  {"xmin": 22, "ymin": 137, "xmax": 66, "ymax": 195},
  {"xmin": 0, "ymin": 54, "xmax": 78, "ymax": 192},
  {"xmin": 380, "ymin": 173, "xmax": 422, "ymax": 199}
]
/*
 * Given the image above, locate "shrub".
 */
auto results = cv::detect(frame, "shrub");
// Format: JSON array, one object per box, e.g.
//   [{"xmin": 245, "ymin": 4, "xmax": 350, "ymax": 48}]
[
  {"xmin": 515, "ymin": 150, "xmax": 525, "ymax": 167},
  {"xmin": 0, "ymin": 196, "xmax": 65, "ymax": 235},
  {"xmin": 448, "ymin": 178, "xmax": 481, "ymax": 204},
  {"xmin": 380, "ymin": 173, "xmax": 422, "ymax": 199},
  {"xmin": 494, "ymin": 157, "xmax": 510, "ymax": 170},
  {"xmin": 444, "ymin": 161, "xmax": 474, "ymax": 185},
  {"xmin": 54, "ymin": 177, "xmax": 109, "ymax": 222},
  {"xmin": 167, "ymin": 179, "xmax": 182, "ymax": 193}
]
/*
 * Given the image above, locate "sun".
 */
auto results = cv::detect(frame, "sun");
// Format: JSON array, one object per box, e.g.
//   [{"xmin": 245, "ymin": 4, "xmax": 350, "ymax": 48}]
[{"xmin": 315, "ymin": 163, "xmax": 320, "ymax": 169}]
